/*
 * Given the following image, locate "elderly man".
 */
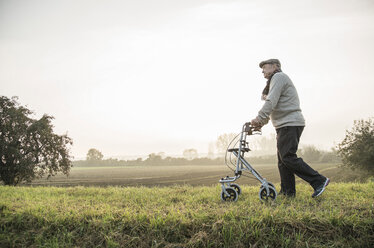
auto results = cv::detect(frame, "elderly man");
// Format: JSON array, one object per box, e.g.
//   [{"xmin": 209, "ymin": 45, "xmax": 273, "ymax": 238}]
[{"xmin": 251, "ymin": 59, "xmax": 329, "ymax": 198}]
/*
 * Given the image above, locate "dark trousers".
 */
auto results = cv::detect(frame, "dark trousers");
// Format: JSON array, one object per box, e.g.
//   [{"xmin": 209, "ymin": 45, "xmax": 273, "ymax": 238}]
[{"xmin": 276, "ymin": 126, "xmax": 326, "ymax": 196}]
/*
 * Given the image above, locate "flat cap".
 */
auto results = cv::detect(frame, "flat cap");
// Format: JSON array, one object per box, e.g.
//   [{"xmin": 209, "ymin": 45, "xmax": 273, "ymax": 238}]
[{"xmin": 259, "ymin": 59, "xmax": 281, "ymax": 68}]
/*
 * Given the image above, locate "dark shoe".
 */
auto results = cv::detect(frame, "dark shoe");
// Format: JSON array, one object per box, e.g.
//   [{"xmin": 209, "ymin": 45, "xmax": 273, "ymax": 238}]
[{"xmin": 312, "ymin": 178, "xmax": 330, "ymax": 198}]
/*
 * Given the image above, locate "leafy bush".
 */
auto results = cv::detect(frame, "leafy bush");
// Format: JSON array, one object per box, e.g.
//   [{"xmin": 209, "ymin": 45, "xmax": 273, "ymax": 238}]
[{"xmin": 337, "ymin": 117, "xmax": 374, "ymax": 175}]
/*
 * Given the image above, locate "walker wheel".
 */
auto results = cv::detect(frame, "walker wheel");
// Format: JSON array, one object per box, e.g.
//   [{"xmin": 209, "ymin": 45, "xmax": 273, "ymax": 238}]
[
  {"xmin": 259, "ymin": 186, "xmax": 277, "ymax": 201},
  {"xmin": 229, "ymin": 183, "xmax": 242, "ymax": 195},
  {"xmin": 221, "ymin": 187, "xmax": 238, "ymax": 202}
]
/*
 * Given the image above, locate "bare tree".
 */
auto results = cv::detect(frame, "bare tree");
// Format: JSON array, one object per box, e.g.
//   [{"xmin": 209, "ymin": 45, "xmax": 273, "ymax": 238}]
[
  {"xmin": 215, "ymin": 133, "xmax": 238, "ymax": 155},
  {"xmin": 250, "ymin": 133, "xmax": 277, "ymax": 156}
]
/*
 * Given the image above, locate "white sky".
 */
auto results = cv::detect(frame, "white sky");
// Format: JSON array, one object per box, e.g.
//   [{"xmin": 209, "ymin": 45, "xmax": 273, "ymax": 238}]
[{"xmin": 1, "ymin": 0, "xmax": 374, "ymax": 159}]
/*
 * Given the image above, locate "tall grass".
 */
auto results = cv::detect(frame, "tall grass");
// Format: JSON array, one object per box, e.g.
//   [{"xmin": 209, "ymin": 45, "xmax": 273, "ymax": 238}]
[{"xmin": 1, "ymin": 182, "xmax": 373, "ymax": 247}]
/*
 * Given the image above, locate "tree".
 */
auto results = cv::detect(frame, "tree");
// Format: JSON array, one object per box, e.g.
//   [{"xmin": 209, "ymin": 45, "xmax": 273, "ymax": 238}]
[
  {"xmin": 145, "ymin": 153, "xmax": 162, "ymax": 164},
  {"xmin": 216, "ymin": 133, "xmax": 238, "ymax": 155},
  {"xmin": 183, "ymin": 148, "xmax": 198, "ymax": 160},
  {"xmin": 300, "ymin": 145, "xmax": 321, "ymax": 163},
  {"xmin": 86, "ymin": 148, "xmax": 103, "ymax": 161},
  {"xmin": 337, "ymin": 117, "xmax": 374, "ymax": 175},
  {"xmin": 320, "ymin": 148, "xmax": 340, "ymax": 163},
  {"xmin": 157, "ymin": 152, "xmax": 166, "ymax": 159},
  {"xmin": 250, "ymin": 133, "xmax": 277, "ymax": 156},
  {"xmin": 0, "ymin": 96, "xmax": 73, "ymax": 185}
]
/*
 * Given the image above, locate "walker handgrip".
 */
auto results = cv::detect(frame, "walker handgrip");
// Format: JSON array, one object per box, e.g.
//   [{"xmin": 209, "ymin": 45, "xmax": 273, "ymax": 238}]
[{"xmin": 244, "ymin": 122, "xmax": 252, "ymax": 134}]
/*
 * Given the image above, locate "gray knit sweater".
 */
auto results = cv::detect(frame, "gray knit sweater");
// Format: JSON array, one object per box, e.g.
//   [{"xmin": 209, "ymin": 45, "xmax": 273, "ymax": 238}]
[{"xmin": 256, "ymin": 72, "xmax": 305, "ymax": 129}]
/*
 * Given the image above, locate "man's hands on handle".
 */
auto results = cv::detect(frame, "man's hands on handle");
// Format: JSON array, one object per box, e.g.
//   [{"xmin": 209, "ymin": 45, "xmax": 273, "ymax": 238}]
[
  {"xmin": 251, "ymin": 117, "xmax": 262, "ymax": 127},
  {"xmin": 249, "ymin": 117, "xmax": 263, "ymax": 131},
  {"xmin": 244, "ymin": 118, "xmax": 263, "ymax": 132}
]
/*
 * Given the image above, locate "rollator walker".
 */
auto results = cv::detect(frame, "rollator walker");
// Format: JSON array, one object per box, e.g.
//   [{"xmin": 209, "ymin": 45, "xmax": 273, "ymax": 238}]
[{"xmin": 219, "ymin": 122, "xmax": 277, "ymax": 202}]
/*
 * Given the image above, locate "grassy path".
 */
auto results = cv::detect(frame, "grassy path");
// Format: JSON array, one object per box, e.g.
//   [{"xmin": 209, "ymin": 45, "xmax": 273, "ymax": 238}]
[{"xmin": 1, "ymin": 182, "xmax": 373, "ymax": 247}]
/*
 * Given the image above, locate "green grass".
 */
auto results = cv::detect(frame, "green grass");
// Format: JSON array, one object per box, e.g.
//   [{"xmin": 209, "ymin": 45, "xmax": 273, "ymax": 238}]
[{"xmin": 1, "ymin": 182, "xmax": 373, "ymax": 247}]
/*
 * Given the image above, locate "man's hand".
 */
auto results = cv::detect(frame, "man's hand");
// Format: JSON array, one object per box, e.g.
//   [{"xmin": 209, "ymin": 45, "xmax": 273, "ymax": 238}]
[{"xmin": 251, "ymin": 117, "xmax": 262, "ymax": 128}]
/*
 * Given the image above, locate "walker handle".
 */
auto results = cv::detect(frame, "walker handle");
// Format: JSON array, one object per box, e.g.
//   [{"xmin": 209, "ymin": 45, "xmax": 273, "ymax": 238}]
[
  {"xmin": 244, "ymin": 122, "xmax": 262, "ymax": 135},
  {"xmin": 244, "ymin": 122, "xmax": 252, "ymax": 134}
]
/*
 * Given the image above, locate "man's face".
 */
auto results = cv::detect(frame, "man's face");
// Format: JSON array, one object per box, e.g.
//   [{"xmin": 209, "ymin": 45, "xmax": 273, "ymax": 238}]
[{"xmin": 261, "ymin": 64, "xmax": 277, "ymax": 79}]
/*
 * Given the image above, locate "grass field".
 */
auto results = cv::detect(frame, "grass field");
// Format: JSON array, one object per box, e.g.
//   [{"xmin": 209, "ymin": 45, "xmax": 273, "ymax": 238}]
[
  {"xmin": 1, "ymin": 182, "xmax": 373, "ymax": 247},
  {"xmin": 3, "ymin": 163, "xmax": 373, "ymax": 247},
  {"xmin": 21, "ymin": 163, "xmax": 352, "ymax": 187}
]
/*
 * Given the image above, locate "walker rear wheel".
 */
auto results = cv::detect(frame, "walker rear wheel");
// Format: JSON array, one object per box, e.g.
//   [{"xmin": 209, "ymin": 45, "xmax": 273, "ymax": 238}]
[
  {"xmin": 221, "ymin": 187, "xmax": 238, "ymax": 202},
  {"xmin": 259, "ymin": 186, "xmax": 277, "ymax": 201}
]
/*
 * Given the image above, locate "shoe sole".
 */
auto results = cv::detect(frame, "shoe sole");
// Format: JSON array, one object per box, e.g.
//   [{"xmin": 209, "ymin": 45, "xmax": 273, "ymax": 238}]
[{"xmin": 314, "ymin": 178, "xmax": 330, "ymax": 198}]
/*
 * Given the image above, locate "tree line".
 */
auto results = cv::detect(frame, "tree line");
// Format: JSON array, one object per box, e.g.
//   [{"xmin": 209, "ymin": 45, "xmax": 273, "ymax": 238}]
[
  {"xmin": 76, "ymin": 151, "xmax": 223, "ymax": 167},
  {"xmin": 76, "ymin": 145, "xmax": 340, "ymax": 168}
]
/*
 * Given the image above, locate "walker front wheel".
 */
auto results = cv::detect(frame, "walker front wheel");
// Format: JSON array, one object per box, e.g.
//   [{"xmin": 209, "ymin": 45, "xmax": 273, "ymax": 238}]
[
  {"xmin": 268, "ymin": 182, "xmax": 275, "ymax": 189},
  {"xmin": 221, "ymin": 187, "xmax": 238, "ymax": 202},
  {"xmin": 229, "ymin": 183, "xmax": 242, "ymax": 195}
]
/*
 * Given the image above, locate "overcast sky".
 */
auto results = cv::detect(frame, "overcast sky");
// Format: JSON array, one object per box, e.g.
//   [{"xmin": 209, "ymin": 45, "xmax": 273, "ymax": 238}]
[{"xmin": 1, "ymin": 0, "xmax": 374, "ymax": 159}]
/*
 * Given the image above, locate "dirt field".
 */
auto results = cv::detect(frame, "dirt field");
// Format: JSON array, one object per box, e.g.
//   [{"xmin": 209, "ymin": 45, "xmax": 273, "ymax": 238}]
[{"xmin": 24, "ymin": 163, "xmax": 341, "ymax": 187}]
